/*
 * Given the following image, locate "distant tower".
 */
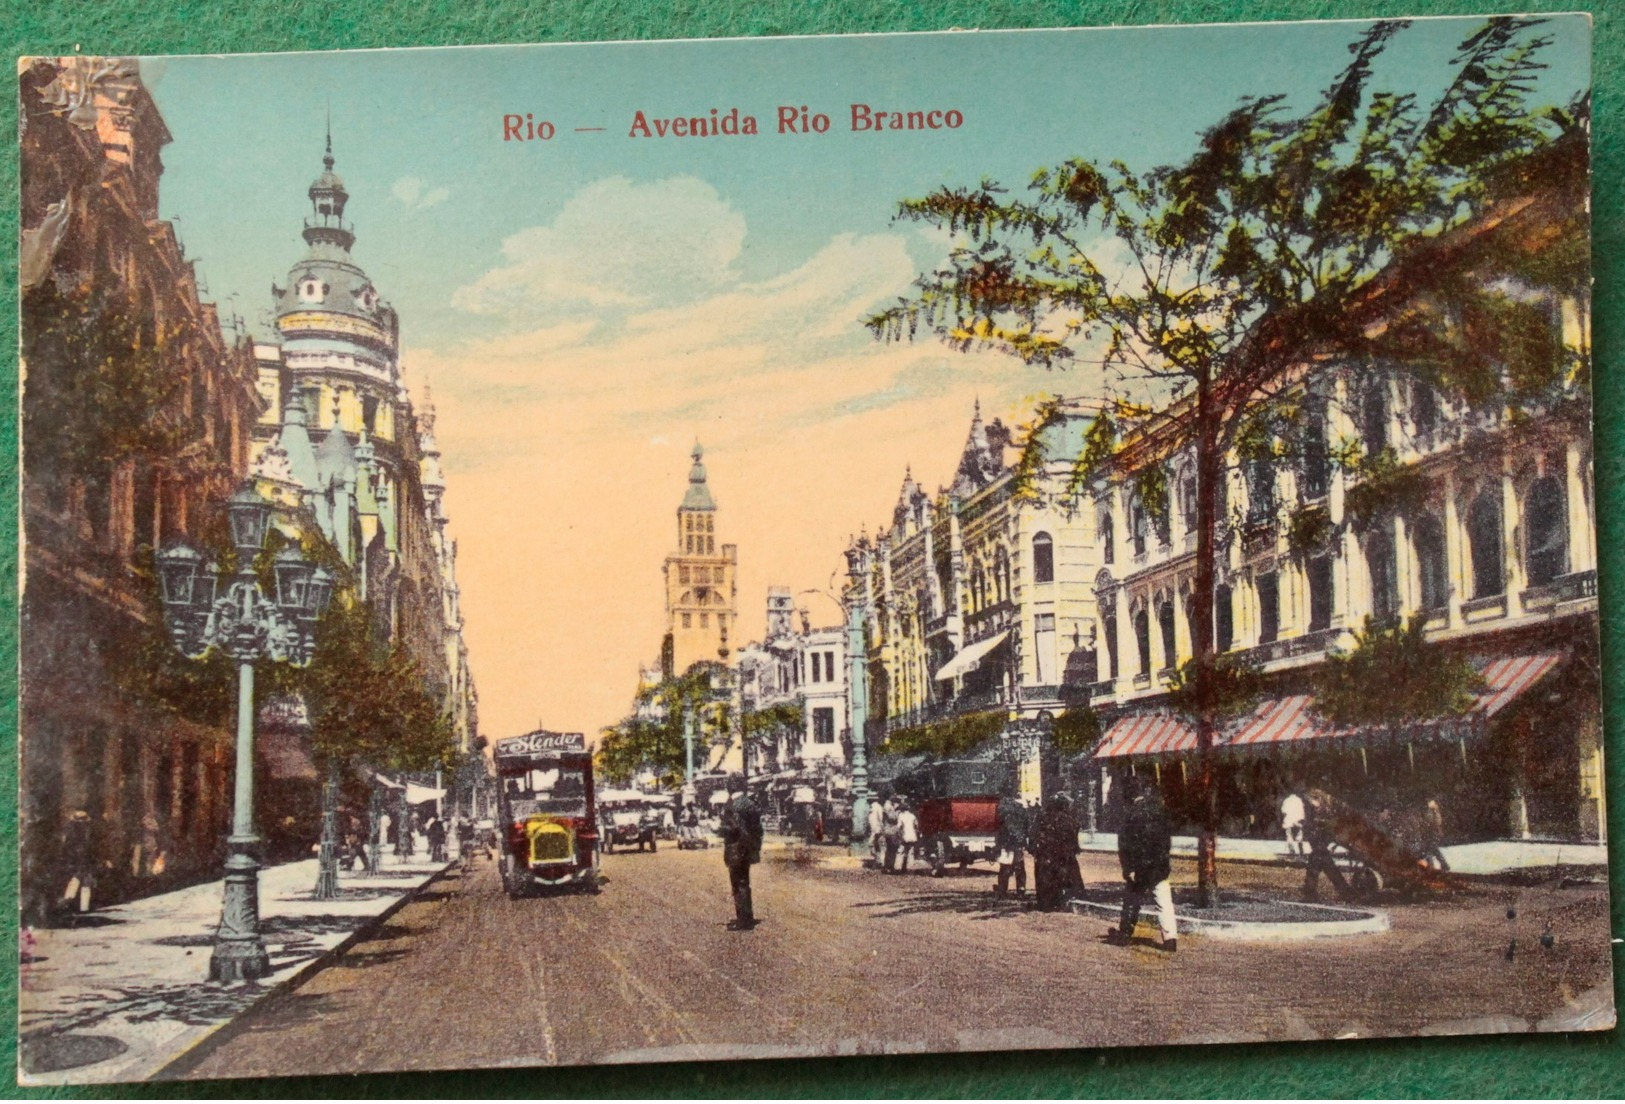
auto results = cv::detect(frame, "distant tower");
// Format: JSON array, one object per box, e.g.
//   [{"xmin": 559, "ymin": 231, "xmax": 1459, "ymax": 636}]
[
  {"xmin": 765, "ymin": 586, "xmax": 795, "ymax": 641},
  {"xmin": 663, "ymin": 443, "xmax": 738, "ymax": 675}
]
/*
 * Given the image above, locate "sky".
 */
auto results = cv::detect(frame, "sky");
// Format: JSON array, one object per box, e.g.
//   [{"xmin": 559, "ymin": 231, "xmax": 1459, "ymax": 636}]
[{"xmin": 137, "ymin": 16, "xmax": 1591, "ymax": 741}]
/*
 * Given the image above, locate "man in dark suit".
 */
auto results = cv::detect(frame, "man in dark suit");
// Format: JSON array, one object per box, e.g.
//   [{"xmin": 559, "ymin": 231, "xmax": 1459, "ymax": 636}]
[
  {"xmin": 1107, "ymin": 776, "xmax": 1177, "ymax": 952},
  {"xmin": 721, "ymin": 792, "xmax": 764, "ymax": 930}
]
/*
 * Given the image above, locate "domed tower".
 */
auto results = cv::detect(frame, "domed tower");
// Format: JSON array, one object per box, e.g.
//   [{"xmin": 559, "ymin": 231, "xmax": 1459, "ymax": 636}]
[
  {"xmin": 251, "ymin": 132, "xmax": 407, "ymax": 565},
  {"xmin": 662, "ymin": 443, "xmax": 738, "ymax": 676}
]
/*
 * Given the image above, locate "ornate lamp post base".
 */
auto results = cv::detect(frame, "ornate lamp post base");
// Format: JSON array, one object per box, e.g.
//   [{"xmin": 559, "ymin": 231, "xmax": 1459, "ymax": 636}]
[{"xmin": 209, "ymin": 838, "xmax": 270, "ymax": 983}]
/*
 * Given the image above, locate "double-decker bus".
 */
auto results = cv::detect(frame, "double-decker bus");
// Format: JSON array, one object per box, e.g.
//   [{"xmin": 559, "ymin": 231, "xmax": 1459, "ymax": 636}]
[{"xmin": 493, "ymin": 730, "xmax": 601, "ymax": 897}]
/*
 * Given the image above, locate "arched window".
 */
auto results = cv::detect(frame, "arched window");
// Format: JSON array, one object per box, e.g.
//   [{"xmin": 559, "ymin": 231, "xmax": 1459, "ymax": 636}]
[
  {"xmin": 1361, "ymin": 376, "xmax": 1389, "ymax": 456},
  {"xmin": 1525, "ymin": 476, "xmax": 1568, "ymax": 586},
  {"xmin": 1102, "ymin": 608, "xmax": 1119, "ymax": 679},
  {"xmin": 1032, "ymin": 532, "xmax": 1054, "ymax": 583},
  {"xmin": 1215, "ymin": 584, "xmax": 1234, "ymax": 652},
  {"xmin": 1133, "ymin": 607, "xmax": 1151, "ymax": 675},
  {"xmin": 1256, "ymin": 571, "xmax": 1280, "ymax": 644},
  {"xmin": 1366, "ymin": 529, "xmax": 1398, "ymax": 624},
  {"xmin": 1300, "ymin": 398, "xmax": 1330, "ymax": 500},
  {"xmin": 1130, "ymin": 497, "xmax": 1148, "ymax": 557},
  {"xmin": 1413, "ymin": 515, "xmax": 1448, "ymax": 612},
  {"xmin": 1468, "ymin": 489, "xmax": 1504, "ymax": 599},
  {"xmin": 1245, "ymin": 456, "xmax": 1275, "ymax": 526},
  {"xmin": 1100, "ymin": 509, "xmax": 1115, "ymax": 565},
  {"xmin": 1156, "ymin": 598, "xmax": 1177, "ymax": 670},
  {"xmin": 1307, "ymin": 555, "xmax": 1334, "ymax": 631},
  {"xmin": 995, "ymin": 547, "xmax": 1011, "ymax": 602}
]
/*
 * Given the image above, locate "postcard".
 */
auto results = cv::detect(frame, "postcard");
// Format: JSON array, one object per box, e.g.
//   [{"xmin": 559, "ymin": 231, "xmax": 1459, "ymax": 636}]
[{"xmin": 16, "ymin": 14, "xmax": 1609, "ymax": 1085}]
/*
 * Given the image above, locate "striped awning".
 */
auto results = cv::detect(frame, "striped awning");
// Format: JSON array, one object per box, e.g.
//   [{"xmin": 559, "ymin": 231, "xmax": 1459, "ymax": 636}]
[
  {"xmin": 935, "ymin": 631, "xmax": 1009, "ymax": 681},
  {"xmin": 1096, "ymin": 652, "xmax": 1564, "ymax": 758},
  {"xmin": 1473, "ymin": 653, "xmax": 1563, "ymax": 718},
  {"xmin": 1094, "ymin": 711, "xmax": 1199, "ymax": 758}
]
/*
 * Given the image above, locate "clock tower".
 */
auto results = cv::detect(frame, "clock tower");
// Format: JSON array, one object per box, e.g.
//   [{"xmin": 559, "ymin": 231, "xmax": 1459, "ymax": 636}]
[{"xmin": 663, "ymin": 443, "xmax": 738, "ymax": 677}]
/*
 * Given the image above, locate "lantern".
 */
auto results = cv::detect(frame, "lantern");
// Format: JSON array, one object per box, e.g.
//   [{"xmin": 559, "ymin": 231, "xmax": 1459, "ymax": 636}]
[
  {"xmin": 155, "ymin": 543, "xmax": 202, "ymax": 609},
  {"xmin": 273, "ymin": 546, "xmax": 313, "ymax": 613},
  {"xmin": 306, "ymin": 566, "xmax": 335, "ymax": 619},
  {"xmin": 226, "ymin": 483, "xmax": 273, "ymax": 561}
]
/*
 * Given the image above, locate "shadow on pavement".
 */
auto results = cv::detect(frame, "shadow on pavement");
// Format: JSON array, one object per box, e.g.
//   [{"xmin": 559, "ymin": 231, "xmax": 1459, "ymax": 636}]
[{"xmin": 851, "ymin": 889, "xmax": 1042, "ymax": 921}]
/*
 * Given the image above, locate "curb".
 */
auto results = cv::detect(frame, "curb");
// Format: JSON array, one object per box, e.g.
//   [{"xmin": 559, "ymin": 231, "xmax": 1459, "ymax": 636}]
[
  {"xmin": 1068, "ymin": 897, "xmax": 1390, "ymax": 941},
  {"xmin": 141, "ymin": 860, "xmax": 458, "ymax": 1082}
]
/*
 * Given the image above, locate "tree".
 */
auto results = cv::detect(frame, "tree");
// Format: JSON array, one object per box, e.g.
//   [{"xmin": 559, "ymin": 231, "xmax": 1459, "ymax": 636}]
[
  {"xmin": 869, "ymin": 17, "xmax": 1585, "ymax": 904},
  {"xmin": 304, "ymin": 595, "xmax": 455, "ymax": 897},
  {"xmin": 596, "ymin": 663, "xmax": 732, "ymax": 787},
  {"xmin": 1312, "ymin": 615, "xmax": 1485, "ymax": 740}
]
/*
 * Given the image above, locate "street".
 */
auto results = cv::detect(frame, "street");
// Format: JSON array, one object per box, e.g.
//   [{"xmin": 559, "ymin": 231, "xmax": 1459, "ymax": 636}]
[{"xmin": 162, "ymin": 846, "xmax": 1612, "ymax": 1080}]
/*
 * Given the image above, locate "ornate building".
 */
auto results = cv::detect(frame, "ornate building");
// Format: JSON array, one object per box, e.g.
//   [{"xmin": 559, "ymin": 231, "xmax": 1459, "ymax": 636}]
[
  {"xmin": 661, "ymin": 444, "xmax": 738, "ymax": 677},
  {"xmin": 19, "ymin": 58, "xmax": 263, "ymax": 918},
  {"xmin": 247, "ymin": 139, "xmax": 479, "ymax": 757},
  {"xmin": 846, "ymin": 136, "xmax": 1601, "ymax": 843}
]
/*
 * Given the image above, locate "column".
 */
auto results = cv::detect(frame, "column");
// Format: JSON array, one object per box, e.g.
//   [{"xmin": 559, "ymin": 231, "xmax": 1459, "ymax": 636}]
[
  {"xmin": 1442, "ymin": 470, "xmax": 1463, "ymax": 628},
  {"xmin": 1502, "ymin": 464, "xmax": 1524, "ymax": 616}
]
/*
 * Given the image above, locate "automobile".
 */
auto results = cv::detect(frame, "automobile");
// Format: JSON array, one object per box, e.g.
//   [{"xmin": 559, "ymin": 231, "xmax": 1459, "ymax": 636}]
[
  {"xmin": 893, "ymin": 757, "xmax": 1014, "ymax": 876},
  {"xmin": 493, "ymin": 730, "xmax": 601, "ymax": 896}
]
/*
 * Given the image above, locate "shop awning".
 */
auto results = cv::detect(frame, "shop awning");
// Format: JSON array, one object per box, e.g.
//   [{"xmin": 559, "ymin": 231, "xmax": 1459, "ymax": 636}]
[
  {"xmin": 1097, "ymin": 652, "xmax": 1564, "ymax": 757},
  {"xmin": 935, "ymin": 632, "xmax": 1009, "ymax": 681},
  {"xmin": 1094, "ymin": 712, "xmax": 1199, "ymax": 758}
]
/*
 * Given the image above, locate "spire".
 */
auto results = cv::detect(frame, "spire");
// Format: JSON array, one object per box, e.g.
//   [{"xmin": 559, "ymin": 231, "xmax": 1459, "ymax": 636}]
[
  {"xmin": 681, "ymin": 441, "xmax": 715, "ymax": 511},
  {"xmin": 304, "ymin": 130, "xmax": 354, "ymax": 252}
]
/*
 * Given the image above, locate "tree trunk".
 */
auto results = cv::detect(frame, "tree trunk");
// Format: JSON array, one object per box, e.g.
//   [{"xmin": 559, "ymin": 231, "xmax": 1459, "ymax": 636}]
[
  {"xmin": 366, "ymin": 783, "xmax": 382, "ymax": 876},
  {"xmin": 314, "ymin": 759, "xmax": 341, "ymax": 899},
  {"xmin": 1192, "ymin": 369, "xmax": 1222, "ymax": 908}
]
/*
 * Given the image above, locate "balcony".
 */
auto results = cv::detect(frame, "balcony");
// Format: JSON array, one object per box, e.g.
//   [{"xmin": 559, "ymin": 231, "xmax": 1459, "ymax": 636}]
[
  {"xmin": 1230, "ymin": 626, "xmax": 1343, "ymax": 667},
  {"xmin": 877, "ymin": 687, "xmax": 1005, "ymax": 736},
  {"xmin": 1524, "ymin": 569, "xmax": 1597, "ymax": 612},
  {"xmin": 1461, "ymin": 593, "xmax": 1507, "ymax": 623}
]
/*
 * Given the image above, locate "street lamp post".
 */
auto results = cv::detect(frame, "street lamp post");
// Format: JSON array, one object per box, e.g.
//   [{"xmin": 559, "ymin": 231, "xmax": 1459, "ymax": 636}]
[
  {"xmin": 681, "ymin": 706, "xmax": 697, "ymax": 809},
  {"xmin": 155, "ymin": 482, "xmax": 333, "ymax": 983},
  {"xmin": 842, "ymin": 545, "xmax": 871, "ymax": 853}
]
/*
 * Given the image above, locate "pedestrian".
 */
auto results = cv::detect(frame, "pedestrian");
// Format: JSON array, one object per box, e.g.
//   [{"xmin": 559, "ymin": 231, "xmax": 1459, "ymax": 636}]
[
  {"xmin": 1302, "ymin": 788, "xmax": 1351, "ymax": 902},
  {"xmin": 993, "ymin": 795, "xmax": 1028, "ymax": 898},
  {"xmin": 457, "ymin": 816, "xmax": 475, "ymax": 859},
  {"xmin": 60, "ymin": 809, "xmax": 95, "ymax": 916},
  {"xmin": 896, "ymin": 800, "xmax": 920, "ymax": 873},
  {"xmin": 720, "ymin": 792, "xmax": 764, "ymax": 930},
  {"xmin": 600, "ymin": 808, "xmax": 616, "ymax": 855},
  {"xmin": 880, "ymin": 794, "xmax": 904, "ymax": 873},
  {"xmin": 427, "ymin": 815, "xmax": 447, "ymax": 863},
  {"xmin": 1420, "ymin": 795, "xmax": 1449, "ymax": 871},
  {"xmin": 638, "ymin": 809, "xmax": 660, "ymax": 853},
  {"xmin": 1280, "ymin": 788, "xmax": 1307, "ymax": 857},
  {"xmin": 867, "ymin": 799, "xmax": 885, "ymax": 866},
  {"xmin": 1029, "ymin": 793, "xmax": 1083, "ymax": 911},
  {"xmin": 1106, "ymin": 776, "xmax": 1177, "ymax": 952}
]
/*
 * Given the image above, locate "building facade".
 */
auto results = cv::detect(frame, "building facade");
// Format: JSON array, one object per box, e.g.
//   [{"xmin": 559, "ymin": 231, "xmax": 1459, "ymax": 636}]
[
  {"xmin": 247, "ymin": 139, "xmax": 478, "ymax": 756},
  {"xmin": 847, "ymin": 159, "xmax": 1600, "ymax": 843},
  {"xmin": 20, "ymin": 58, "xmax": 265, "ymax": 918}
]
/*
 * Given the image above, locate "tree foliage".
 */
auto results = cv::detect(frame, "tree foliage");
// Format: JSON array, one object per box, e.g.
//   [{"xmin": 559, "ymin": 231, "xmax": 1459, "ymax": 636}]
[
  {"xmin": 1312, "ymin": 615, "xmax": 1485, "ymax": 736},
  {"xmin": 595, "ymin": 662, "xmax": 735, "ymax": 786}
]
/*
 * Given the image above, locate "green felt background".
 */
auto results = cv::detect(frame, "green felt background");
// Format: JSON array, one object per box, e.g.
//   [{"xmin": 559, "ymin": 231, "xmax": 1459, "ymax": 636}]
[{"xmin": 3, "ymin": 0, "xmax": 1622, "ymax": 1097}]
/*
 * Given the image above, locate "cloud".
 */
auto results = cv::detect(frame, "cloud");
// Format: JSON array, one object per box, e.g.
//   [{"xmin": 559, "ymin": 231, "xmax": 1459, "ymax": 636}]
[
  {"xmin": 391, "ymin": 175, "xmax": 450, "ymax": 211},
  {"xmin": 450, "ymin": 176, "xmax": 746, "ymax": 317}
]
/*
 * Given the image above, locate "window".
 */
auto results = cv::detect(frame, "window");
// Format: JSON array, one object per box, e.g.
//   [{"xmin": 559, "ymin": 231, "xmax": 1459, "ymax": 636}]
[
  {"xmin": 1216, "ymin": 584, "xmax": 1234, "ymax": 652},
  {"xmin": 700, "ymin": 612, "xmax": 710, "ymax": 628},
  {"xmin": 1100, "ymin": 509, "xmax": 1115, "ymax": 565},
  {"xmin": 1525, "ymin": 476, "xmax": 1568, "ymax": 586},
  {"xmin": 810, "ymin": 653, "xmax": 822, "ymax": 683},
  {"xmin": 1246, "ymin": 457, "xmax": 1276, "ymax": 526},
  {"xmin": 681, "ymin": 612, "xmax": 692, "ymax": 628},
  {"xmin": 1468, "ymin": 488, "xmax": 1505, "ymax": 599},
  {"xmin": 1134, "ymin": 608, "xmax": 1151, "ymax": 675},
  {"xmin": 1257, "ymin": 572, "xmax": 1280, "ymax": 645},
  {"xmin": 1301, "ymin": 400, "xmax": 1330, "ymax": 500},
  {"xmin": 1413, "ymin": 515, "xmax": 1448, "ymax": 611},
  {"xmin": 1361, "ymin": 377, "xmax": 1389, "ymax": 456},
  {"xmin": 1180, "ymin": 474, "xmax": 1197, "ymax": 535},
  {"xmin": 1103, "ymin": 610, "xmax": 1119, "ymax": 678},
  {"xmin": 362, "ymin": 395, "xmax": 378, "ymax": 434},
  {"xmin": 1034, "ymin": 612, "xmax": 1056, "ymax": 683},
  {"xmin": 1412, "ymin": 381, "xmax": 1439, "ymax": 440},
  {"xmin": 813, "ymin": 707, "xmax": 836, "ymax": 744},
  {"xmin": 1033, "ymin": 532, "xmax": 1054, "ymax": 583},
  {"xmin": 824, "ymin": 652, "xmax": 836, "ymax": 682},
  {"xmin": 1307, "ymin": 555, "xmax": 1333, "ymax": 631},
  {"xmin": 1131, "ymin": 498, "xmax": 1148, "ymax": 557},
  {"xmin": 1367, "ymin": 529, "xmax": 1399, "ymax": 623},
  {"xmin": 679, "ymin": 565, "xmax": 690, "ymax": 584},
  {"xmin": 1156, "ymin": 600, "xmax": 1177, "ymax": 670}
]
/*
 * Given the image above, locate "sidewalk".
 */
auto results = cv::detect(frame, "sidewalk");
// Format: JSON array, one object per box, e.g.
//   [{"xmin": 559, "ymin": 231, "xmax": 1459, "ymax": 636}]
[
  {"xmin": 1077, "ymin": 832, "xmax": 1608, "ymax": 874},
  {"xmin": 18, "ymin": 853, "xmax": 453, "ymax": 1086}
]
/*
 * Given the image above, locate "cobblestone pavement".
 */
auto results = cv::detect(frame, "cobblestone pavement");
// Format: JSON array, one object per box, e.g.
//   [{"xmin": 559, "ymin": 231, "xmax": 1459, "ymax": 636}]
[{"xmin": 163, "ymin": 846, "xmax": 1614, "ymax": 1082}]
